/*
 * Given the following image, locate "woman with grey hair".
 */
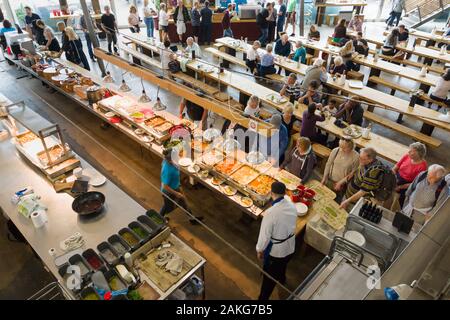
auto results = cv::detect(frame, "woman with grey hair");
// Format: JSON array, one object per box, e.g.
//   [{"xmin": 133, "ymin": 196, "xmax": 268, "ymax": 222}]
[
  {"xmin": 392, "ymin": 142, "xmax": 428, "ymax": 207},
  {"xmin": 301, "ymin": 58, "xmax": 327, "ymax": 92}
]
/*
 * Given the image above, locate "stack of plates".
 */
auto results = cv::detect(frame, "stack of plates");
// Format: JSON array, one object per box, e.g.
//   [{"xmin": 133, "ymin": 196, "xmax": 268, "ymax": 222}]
[{"xmin": 82, "ymin": 168, "xmax": 107, "ymax": 187}]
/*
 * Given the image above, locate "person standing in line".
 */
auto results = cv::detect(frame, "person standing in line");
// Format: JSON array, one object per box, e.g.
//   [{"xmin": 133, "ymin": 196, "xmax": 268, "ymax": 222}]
[
  {"xmin": 268, "ymin": 2, "xmax": 277, "ymax": 43},
  {"xmin": 63, "ymin": 26, "xmax": 90, "ymax": 71},
  {"xmin": 386, "ymin": 0, "xmax": 405, "ymax": 28},
  {"xmin": 128, "ymin": 5, "xmax": 141, "ymax": 33},
  {"xmin": 173, "ymin": 0, "xmax": 190, "ymax": 45},
  {"xmin": 80, "ymin": 14, "xmax": 98, "ymax": 62},
  {"xmin": 285, "ymin": 0, "xmax": 297, "ymax": 37},
  {"xmin": 56, "ymin": 21, "xmax": 68, "ymax": 53},
  {"xmin": 101, "ymin": 5, "xmax": 119, "ymax": 55},
  {"xmin": 191, "ymin": 1, "xmax": 201, "ymax": 43},
  {"xmin": 200, "ymin": 1, "xmax": 213, "ymax": 45},
  {"xmin": 143, "ymin": 0, "xmax": 157, "ymax": 39},
  {"xmin": 159, "ymin": 3, "xmax": 169, "ymax": 42},
  {"xmin": 276, "ymin": 0, "xmax": 287, "ymax": 39},
  {"xmin": 159, "ymin": 148, "xmax": 204, "ymax": 224},
  {"xmin": 24, "ymin": 6, "xmax": 41, "ymax": 40},
  {"xmin": 256, "ymin": 181, "xmax": 297, "ymax": 300},
  {"xmin": 257, "ymin": 3, "xmax": 271, "ymax": 47},
  {"xmin": 222, "ymin": 3, "xmax": 234, "ymax": 38}
]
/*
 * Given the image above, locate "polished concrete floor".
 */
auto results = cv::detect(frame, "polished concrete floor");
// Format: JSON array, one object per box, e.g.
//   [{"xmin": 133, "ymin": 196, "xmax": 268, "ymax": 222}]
[{"xmin": 0, "ymin": 22, "xmax": 449, "ymax": 300}]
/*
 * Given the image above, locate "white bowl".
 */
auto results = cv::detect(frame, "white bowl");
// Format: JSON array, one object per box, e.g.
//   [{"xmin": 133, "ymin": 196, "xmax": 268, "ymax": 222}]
[{"xmin": 344, "ymin": 230, "xmax": 366, "ymax": 247}]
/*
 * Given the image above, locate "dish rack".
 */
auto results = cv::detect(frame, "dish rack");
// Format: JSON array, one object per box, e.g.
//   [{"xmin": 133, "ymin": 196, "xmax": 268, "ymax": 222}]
[{"xmin": 343, "ymin": 216, "xmax": 401, "ymax": 272}]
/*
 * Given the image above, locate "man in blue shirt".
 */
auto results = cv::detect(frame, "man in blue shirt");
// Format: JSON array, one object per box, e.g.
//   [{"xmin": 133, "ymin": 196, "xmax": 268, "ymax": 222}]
[
  {"xmin": 274, "ymin": 34, "xmax": 292, "ymax": 74},
  {"xmin": 276, "ymin": 0, "xmax": 287, "ymax": 39},
  {"xmin": 24, "ymin": 6, "xmax": 41, "ymax": 39},
  {"xmin": 200, "ymin": 1, "xmax": 213, "ymax": 45},
  {"xmin": 159, "ymin": 148, "xmax": 204, "ymax": 224}
]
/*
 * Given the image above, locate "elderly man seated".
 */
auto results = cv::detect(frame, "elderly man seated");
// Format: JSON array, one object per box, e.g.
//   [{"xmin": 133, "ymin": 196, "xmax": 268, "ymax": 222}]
[
  {"xmin": 185, "ymin": 36, "xmax": 202, "ymax": 58},
  {"xmin": 402, "ymin": 164, "xmax": 449, "ymax": 223}
]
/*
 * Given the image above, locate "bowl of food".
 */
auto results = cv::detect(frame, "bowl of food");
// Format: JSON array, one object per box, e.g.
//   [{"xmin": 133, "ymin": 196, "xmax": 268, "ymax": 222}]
[{"xmin": 199, "ymin": 170, "xmax": 209, "ymax": 179}]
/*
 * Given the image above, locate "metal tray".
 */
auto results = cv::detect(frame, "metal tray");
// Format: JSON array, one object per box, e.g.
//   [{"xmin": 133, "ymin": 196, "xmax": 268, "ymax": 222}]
[
  {"xmin": 79, "ymin": 286, "xmax": 102, "ymax": 300},
  {"xmin": 107, "ymin": 234, "xmax": 132, "ymax": 258},
  {"xmin": 82, "ymin": 248, "xmax": 107, "ymax": 272},
  {"xmin": 144, "ymin": 209, "xmax": 167, "ymax": 231},
  {"xmin": 118, "ymin": 227, "xmax": 141, "ymax": 251},
  {"xmin": 137, "ymin": 215, "xmax": 162, "ymax": 237},
  {"xmin": 97, "ymin": 241, "xmax": 120, "ymax": 266},
  {"xmin": 104, "ymin": 269, "xmax": 128, "ymax": 291},
  {"xmin": 68, "ymin": 254, "xmax": 92, "ymax": 280},
  {"xmin": 128, "ymin": 221, "xmax": 151, "ymax": 244}
]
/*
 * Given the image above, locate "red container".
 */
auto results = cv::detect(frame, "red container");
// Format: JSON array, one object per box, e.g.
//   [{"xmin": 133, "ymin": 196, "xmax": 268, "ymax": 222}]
[
  {"xmin": 304, "ymin": 189, "xmax": 316, "ymax": 200},
  {"xmin": 291, "ymin": 191, "xmax": 303, "ymax": 203}
]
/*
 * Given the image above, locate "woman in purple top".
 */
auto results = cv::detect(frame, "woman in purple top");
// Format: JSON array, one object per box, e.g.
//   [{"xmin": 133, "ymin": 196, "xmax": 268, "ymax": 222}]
[{"xmin": 301, "ymin": 103, "xmax": 326, "ymax": 143}]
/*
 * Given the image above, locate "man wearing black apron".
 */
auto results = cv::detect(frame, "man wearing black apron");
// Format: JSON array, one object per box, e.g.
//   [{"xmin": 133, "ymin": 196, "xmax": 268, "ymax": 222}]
[{"xmin": 256, "ymin": 182, "xmax": 297, "ymax": 300}]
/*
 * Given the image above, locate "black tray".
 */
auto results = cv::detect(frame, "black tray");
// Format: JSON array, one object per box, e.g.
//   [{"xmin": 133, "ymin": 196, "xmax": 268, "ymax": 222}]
[
  {"xmin": 145, "ymin": 209, "xmax": 167, "ymax": 232},
  {"xmin": 79, "ymin": 286, "xmax": 102, "ymax": 300},
  {"xmin": 137, "ymin": 215, "xmax": 160, "ymax": 238},
  {"xmin": 104, "ymin": 269, "xmax": 128, "ymax": 291},
  {"xmin": 68, "ymin": 254, "xmax": 92, "ymax": 280},
  {"xmin": 128, "ymin": 221, "xmax": 151, "ymax": 243}
]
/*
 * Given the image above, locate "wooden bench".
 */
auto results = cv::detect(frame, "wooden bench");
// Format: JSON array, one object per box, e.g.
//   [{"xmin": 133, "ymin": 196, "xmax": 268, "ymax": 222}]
[
  {"xmin": 306, "ymin": 53, "xmax": 313, "ymax": 65},
  {"xmin": 265, "ymin": 73, "xmax": 285, "ymax": 82},
  {"xmin": 213, "ymin": 43, "xmax": 226, "ymax": 51},
  {"xmin": 312, "ymin": 143, "xmax": 331, "ymax": 172},
  {"xmin": 368, "ymin": 76, "xmax": 448, "ymax": 109},
  {"xmin": 364, "ymin": 110, "xmax": 442, "ymax": 148},
  {"xmin": 205, "ymin": 47, "xmax": 248, "ymax": 69},
  {"xmin": 347, "ymin": 70, "xmax": 365, "ymax": 81},
  {"xmin": 120, "ymin": 45, "xmax": 162, "ymax": 69},
  {"xmin": 379, "ymin": 54, "xmax": 445, "ymax": 74}
]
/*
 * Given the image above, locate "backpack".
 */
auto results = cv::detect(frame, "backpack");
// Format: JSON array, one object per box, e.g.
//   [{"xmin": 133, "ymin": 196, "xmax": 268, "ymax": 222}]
[
  {"xmin": 371, "ymin": 163, "xmax": 397, "ymax": 201},
  {"xmin": 409, "ymin": 171, "xmax": 448, "ymax": 207}
]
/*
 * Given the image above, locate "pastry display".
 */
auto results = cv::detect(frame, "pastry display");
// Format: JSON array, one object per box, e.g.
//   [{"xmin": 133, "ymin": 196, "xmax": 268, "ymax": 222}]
[
  {"xmin": 230, "ymin": 165, "xmax": 259, "ymax": 185},
  {"xmin": 145, "ymin": 116, "xmax": 166, "ymax": 128},
  {"xmin": 16, "ymin": 131, "xmax": 38, "ymax": 145},
  {"xmin": 248, "ymin": 174, "xmax": 276, "ymax": 195}
]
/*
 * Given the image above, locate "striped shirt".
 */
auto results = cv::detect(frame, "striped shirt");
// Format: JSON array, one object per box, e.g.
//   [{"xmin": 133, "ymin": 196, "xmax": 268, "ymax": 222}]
[
  {"xmin": 346, "ymin": 160, "xmax": 384, "ymax": 199},
  {"xmin": 283, "ymin": 80, "xmax": 302, "ymax": 99}
]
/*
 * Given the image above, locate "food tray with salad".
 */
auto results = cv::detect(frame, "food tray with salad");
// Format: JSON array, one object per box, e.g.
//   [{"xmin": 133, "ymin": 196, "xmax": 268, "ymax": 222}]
[{"xmin": 316, "ymin": 198, "xmax": 348, "ymax": 230}]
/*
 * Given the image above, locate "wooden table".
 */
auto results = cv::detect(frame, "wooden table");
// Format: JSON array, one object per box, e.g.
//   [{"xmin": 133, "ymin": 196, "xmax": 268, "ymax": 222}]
[
  {"xmin": 315, "ymin": 1, "xmax": 367, "ymax": 26},
  {"xmin": 217, "ymin": 37, "xmax": 449, "ymax": 134}
]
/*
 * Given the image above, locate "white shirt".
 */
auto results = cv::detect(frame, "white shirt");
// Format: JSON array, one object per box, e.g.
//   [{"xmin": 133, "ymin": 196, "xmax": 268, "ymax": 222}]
[
  {"xmin": 186, "ymin": 42, "xmax": 202, "ymax": 58},
  {"xmin": 256, "ymin": 197, "xmax": 297, "ymax": 258},
  {"xmin": 160, "ymin": 44, "xmax": 172, "ymax": 69},
  {"xmin": 244, "ymin": 105, "xmax": 260, "ymax": 117},
  {"xmin": 432, "ymin": 77, "xmax": 450, "ymax": 99},
  {"xmin": 143, "ymin": 2, "xmax": 157, "ymax": 18},
  {"xmin": 246, "ymin": 47, "xmax": 260, "ymax": 61},
  {"xmin": 159, "ymin": 10, "xmax": 169, "ymax": 26}
]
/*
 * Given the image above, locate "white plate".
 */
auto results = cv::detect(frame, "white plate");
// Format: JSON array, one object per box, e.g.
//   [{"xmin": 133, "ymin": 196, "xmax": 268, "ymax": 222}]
[
  {"xmin": 240, "ymin": 197, "xmax": 253, "ymax": 208},
  {"xmin": 295, "ymin": 202, "xmax": 309, "ymax": 216},
  {"xmin": 90, "ymin": 175, "xmax": 107, "ymax": 187},
  {"xmin": 187, "ymin": 164, "xmax": 200, "ymax": 173},
  {"xmin": 221, "ymin": 185, "xmax": 237, "ymax": 196},
  {"xmin": 105, "ymin": 112, "xmax": 115, "ymax": 118},
  {"xmin": 344, "ymin": 230, "xmax": 366, "ymax": 247},
  {"xmin": 135, "ymin": 128, "xmax": 145, "ymax": 135},
  {"xmin": 178, "ymin": 157, "xmax": 193, "ymax": 167}
]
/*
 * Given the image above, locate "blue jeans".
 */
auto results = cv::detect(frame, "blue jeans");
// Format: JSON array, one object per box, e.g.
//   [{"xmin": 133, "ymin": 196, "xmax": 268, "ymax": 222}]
[
  {"xmin": 144, "ymin": 17, "xmax": 154, "ymax": 38},
  {"xmin": 84, "ymin": 32, "xmax": 95, "ymax": 59},
  {"xmin": 258, "ymin": 64, "xmax": 276, "ymax": 77},
  {"xmin": 259, "ymin": 27, "xmax": 269, "ymax": 46},
  {"xmin": 223, "ymin": 28, "xmax": 233, "ymax": 38},
  {"xmin": 386, "ymin": 11, "xmax": 401, "ymax": 26}
]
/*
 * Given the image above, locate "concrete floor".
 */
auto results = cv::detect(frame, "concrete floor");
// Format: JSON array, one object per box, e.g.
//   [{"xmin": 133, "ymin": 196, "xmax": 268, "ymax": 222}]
[{"xmin": 1, "ymin": 21, "xmax": 449, "ymax": 300}]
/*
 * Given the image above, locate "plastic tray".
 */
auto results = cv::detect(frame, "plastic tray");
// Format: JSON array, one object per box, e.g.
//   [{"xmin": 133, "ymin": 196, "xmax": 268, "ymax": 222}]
[
  {"xmin": 97, "ymin": 241, "xmax": 120, "ymax": 266},
  {"xmin": 107, "ymin": 234, "xmax": 131, "ymax": 258}
]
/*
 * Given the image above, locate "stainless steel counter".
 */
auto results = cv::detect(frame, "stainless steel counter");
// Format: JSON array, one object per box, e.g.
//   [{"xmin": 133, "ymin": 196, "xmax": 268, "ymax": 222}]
[{"xmin": 0, "ymin": 95, "xmax": 205, "ymax": 299}]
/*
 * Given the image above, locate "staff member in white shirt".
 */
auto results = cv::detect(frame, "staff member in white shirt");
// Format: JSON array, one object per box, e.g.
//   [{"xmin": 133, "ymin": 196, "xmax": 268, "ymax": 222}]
[{"xmin": 256, "ymin": 181, "xmax": 297, "ymax": 300}]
